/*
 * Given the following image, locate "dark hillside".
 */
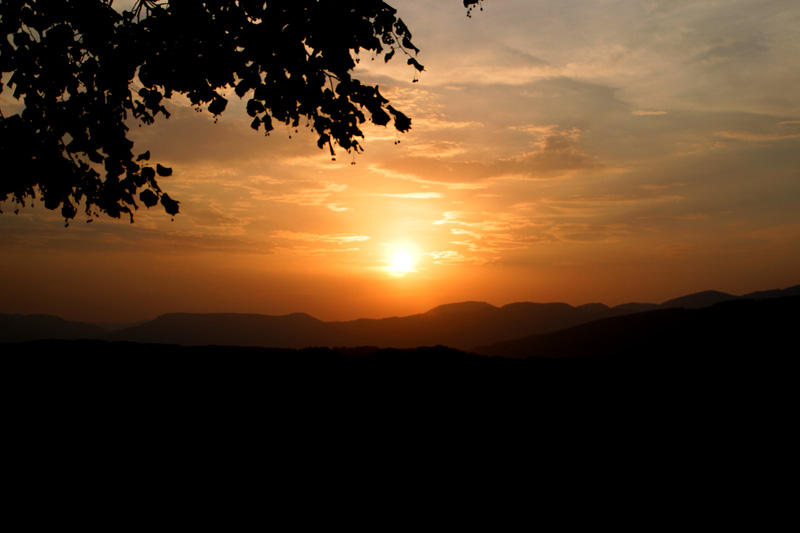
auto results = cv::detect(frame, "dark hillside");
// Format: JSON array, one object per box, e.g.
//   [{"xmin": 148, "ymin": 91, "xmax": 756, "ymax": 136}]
[
  {"xmin": 102, "ymin": 300, "xmax": 631, "ymax": 349},
  {"xmin": 474, "ymin": 296, "xmax": 799, "ymax": 360},
  {"xmin": 0, "ymin": 314, "xmax": 107, "ymax": 343},
  {"xmin": 660, "ymin": 290, "xmax": 737, "ymax": 309},
  {"xmin": 4, "ymin": 284, "xmax": 798, "ymax": 349},
  {"xmin": 103, "ymin": 312, "xmax": 326, "ymax": 346}
]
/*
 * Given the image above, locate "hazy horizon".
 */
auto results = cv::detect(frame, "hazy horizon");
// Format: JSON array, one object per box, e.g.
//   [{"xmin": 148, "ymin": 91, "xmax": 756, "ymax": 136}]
[
  {"xmin": 2, "ymin": 1, "xmax": 799, "ymax": 324},
  {"xmin": 4, "ymin": 282, "xmax": 797, "ymax": 326}
]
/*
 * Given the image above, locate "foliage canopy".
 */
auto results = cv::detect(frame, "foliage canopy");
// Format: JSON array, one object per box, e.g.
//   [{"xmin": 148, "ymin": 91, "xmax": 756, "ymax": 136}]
[{"xmin": 0, "ymin": 0, "xmax": 481, "ymax": 222}]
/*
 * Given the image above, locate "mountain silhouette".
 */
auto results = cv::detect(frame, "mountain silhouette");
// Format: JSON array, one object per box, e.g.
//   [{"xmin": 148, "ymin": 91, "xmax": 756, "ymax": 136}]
[
  {"xmin": 742, "ymin": 285, "xmax": 800, "ymax": 300},
  {"xmin": 474, "ymin": 296, "xmax": 799, "ymax": 359},
  {"xmin": 611, "ymin": 302, "xmax": 662, "ymax": 313},
  {"xmin": 104, "ymin": 312, "xmax": 325, "ymax": 347},
  {"xmin": 101, "ymin": 300, "xmax": 624, "ymax": 349},
  {"xmin": 660, "ymin": 290, "xmax": 738, "ymax": 309},
  {"xmin": 3, "ymin": 284, "xmax": 798, "ymax": 350},
  {"xmin": 423, "ymin": 301, "xmax": 497, "ymax": 316},
  {"xmin": 658, "ymin": 285, "xmax": 800, "ymax": 309},
  {"xmin": 0, "ymin": 314, "xmax": 108, "ymax": 343}
]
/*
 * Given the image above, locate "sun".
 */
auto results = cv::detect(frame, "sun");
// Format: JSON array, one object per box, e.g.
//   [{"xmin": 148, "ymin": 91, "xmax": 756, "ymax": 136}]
[
  {"xmin": 392, "ymin": 251, "xmax": 414, "ymax": 271},
  {"xmin": 385, "ymin": 246, "xmax": 418, "ymax": 276}
]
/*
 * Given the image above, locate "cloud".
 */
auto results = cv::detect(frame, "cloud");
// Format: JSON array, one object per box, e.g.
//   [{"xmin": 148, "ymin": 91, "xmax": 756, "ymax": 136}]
[
  {"xmin": 638, "ymin": 183, "xmax": 687, "ymax": 191},
  {"xmin": 374, "ymin": 126, "xmax": 598, "ymax": 187},
  {"xmin": 509, "ymin": 129, "xmax": 597, "ymax": 176},
  {"xmin": 547, "ymin": 193, "xmax": 686, "ymax": 211},
  {"xmin": 423, "ymin": 178, "xmax": 702, "ymax": 257},
  {"xmin": 247, "ymin": 175, "xmax": 289, "ymax": 185},
  {"xmin": 271, "ymin": 246, "xmax": 363, "ymax": 257},
  {"xmin": 544, "ymin": 222, "xmax": 631, "ymax": 243},
  {"xmin": 412, "ymin": 116, "xmax": 483, "ymax": 131},
  {"xmin": 426, "ymin": 250, "xmax": 489, "ymax": 266},
  {"xmin": 259, "ymin": 182, "xmax": 350, "ymax": 211},
  {"xmin": 405, "ymin": 141, "xmax": 467, "ymax": 158},
  {"xmin": 434, "ymin": 210, "xmax": 540, "ymax": 232},
  {"xmin": 411, "ymin": 37, "xmax": 636, "ymax": 88},
  {"xmin": 371, "ymin": 192, "xmax": 444, "ymax": 199},
  {"xmin": 0, "ymin": 207, "xmax": 273, "ymax": 254},
  {"xmin": 271, "ymin": 231, "xmax": 370, "ymax": 244},
  {"xmin": 408, "ymin": 0, "xmax": 800, "ymax": 116},
  {"xmin": 674, "ymin": 213, "xmax": 710, "ymax": 221},
  {"xmin": 183, "ymin": 203, "xmax": 253, "ymax": 236},
  {"xmin": 268, "ymin": 231, "xmax": 371, "ymax": 258},
  {"xmin": 632, "ymin": 110, "xmax": 668, "ymax": 116},
  {"xmin": 715, "ymin": 131, "xmax": 800, "ymax": 142},
  {"xmin": 430, "ymin": 210, "xmax": 548, "ymax": 259}
]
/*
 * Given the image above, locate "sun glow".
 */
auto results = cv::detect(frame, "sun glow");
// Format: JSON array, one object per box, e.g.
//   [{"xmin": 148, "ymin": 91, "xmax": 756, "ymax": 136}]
[{"xmin": 385, "ymin": 245, "xmax": 418, "ymax": 276}]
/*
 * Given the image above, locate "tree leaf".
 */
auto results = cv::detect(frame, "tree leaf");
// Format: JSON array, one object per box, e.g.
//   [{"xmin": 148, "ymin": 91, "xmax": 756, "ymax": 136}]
[
  {"xmin": 402, "ymin": 36, "xmax": 419, "ymax": 54},
  {"xmin": 387, "ymin": 105, "xmax": 411, "ymax": 132},
  {"xmin": 407, "ymin": 58, "xmax": 425, "ymax": 72},
  {"xmin": 160, "ymin": 193, "xmax": 180, "ymax": 216},
  {"xmin": 139, "ymin": 189, "xmax": 158, "ymax": 207},
  {"xmin": 208, "ymin": 97, "xmax": 228, "ymax": 116}
]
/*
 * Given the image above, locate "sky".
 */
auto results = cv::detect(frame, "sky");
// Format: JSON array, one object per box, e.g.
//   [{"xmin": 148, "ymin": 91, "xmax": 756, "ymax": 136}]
[{"xmin": 2, "ymin": 0, "xmax": 799, "ymax": 323}]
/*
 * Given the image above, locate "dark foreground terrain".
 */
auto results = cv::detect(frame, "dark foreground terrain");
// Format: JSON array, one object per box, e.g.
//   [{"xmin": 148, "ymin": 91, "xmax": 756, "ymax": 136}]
[
  {"xmin": 4, "ymin": 311, "xmax": 794, "ymax": 500},
  {"xmin": 3, "ymin": 328, "xmax": 793, "ymax": 400},
  {"xmin": 3, "ymin": 295, "xmax": 795, "ymax": 444}
]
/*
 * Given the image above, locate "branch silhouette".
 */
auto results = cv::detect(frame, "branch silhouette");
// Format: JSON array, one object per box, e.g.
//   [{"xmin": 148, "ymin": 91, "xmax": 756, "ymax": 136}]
[{"xmin": 1, "ymin": 1, "xmax": 481, "ymax": 223}]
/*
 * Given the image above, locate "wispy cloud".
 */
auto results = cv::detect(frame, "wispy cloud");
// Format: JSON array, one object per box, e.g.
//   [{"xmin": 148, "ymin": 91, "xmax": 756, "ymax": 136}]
[
  {"xmin": 271, "ymin": 231, "xmax": 370, "ymax": 244},
  {"xmin": 715, "ymin": 131, "xmax": 800, "ymax": 142},
  {"xmin": 259, "ymin": 182, "xmax": 350, "ymax": 212},
  {"xmin": 638, "ymin": 183, "xmax": 687, "ymax": 191},
  {"xmin": 405, "ymin": 141, "xmax": 467, "ymax": 158},
  {"xmin": 366, "ymin": 165, "xmax": 489, "ymax": 189},
  {"xmin": 373, "ymin": 125, "xmax": 598, "ymax": 187},
  {"xmin": 426, "ymin": 250, "xmax": 490, "ymax": 265},
  {"xmin": 371, "ymin": 192, "xmax": 444, "ymax": 199}
]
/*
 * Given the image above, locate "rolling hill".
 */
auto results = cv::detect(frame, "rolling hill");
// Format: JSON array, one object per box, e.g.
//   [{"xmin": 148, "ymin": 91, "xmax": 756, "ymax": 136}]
[{"xmin": 3, "ymin": 284, "xmax": 798, "ymax": 352}]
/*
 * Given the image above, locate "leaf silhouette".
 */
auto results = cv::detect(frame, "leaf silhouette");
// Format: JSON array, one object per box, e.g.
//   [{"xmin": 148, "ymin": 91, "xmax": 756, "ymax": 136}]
[{"xmin": 0, "ymin": 1, "xmax": 477, "ymax": 222}]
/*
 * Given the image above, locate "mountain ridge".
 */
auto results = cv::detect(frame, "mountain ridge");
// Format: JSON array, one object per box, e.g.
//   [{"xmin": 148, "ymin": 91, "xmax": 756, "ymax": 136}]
[
  {"xmin": 474, "ymin": 296, "xmax": 799, "ymax": 359},
  {"xmin": 3, "ymin": 284, "xmax": 798, "ymax": 349}
]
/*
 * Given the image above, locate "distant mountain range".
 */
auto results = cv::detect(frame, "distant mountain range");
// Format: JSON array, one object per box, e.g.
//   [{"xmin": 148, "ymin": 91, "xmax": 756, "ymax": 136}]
[
  {"xmin": 0, "ymin": 314, "xmax": 108, "ymax": 344},
  {"xmin": 2, "ymin": 284, "xmax": 798, "ymax": 355},
  {"xmin": 474, "ymin": 296, "xmax": 798, "ymax": 359}
]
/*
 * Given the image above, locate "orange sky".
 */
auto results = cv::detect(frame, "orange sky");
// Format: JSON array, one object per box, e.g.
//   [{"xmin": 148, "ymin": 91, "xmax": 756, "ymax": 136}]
[{"xmin": 2, "ymin": 0, "xmax": 799, "ymax": 323}]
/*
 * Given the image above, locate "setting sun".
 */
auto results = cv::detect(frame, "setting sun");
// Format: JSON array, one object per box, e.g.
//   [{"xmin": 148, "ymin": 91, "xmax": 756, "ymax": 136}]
[
  {"xmin": 385, "ymin": 246, "xmax": 418, "ymax": 276},
  {"xmin": 393, "ymin": 251, "xmax": 414, "ymax": 270}
]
